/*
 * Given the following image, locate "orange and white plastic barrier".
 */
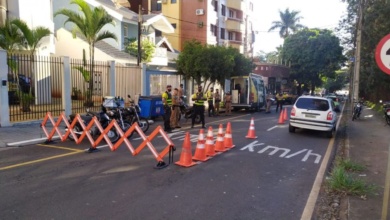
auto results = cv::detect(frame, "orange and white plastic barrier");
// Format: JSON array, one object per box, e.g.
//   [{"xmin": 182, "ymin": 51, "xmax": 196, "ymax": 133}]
[{"xmin": 41, "ymin": 112, "xmax": 175, "ymax": 169}]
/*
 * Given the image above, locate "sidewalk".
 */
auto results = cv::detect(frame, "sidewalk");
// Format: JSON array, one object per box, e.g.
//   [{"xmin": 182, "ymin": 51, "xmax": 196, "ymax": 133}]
[
  {"xmin": 0, "ymin": 121, "xmax": 53, "ymax": 148},
  {"xmin": 346, "ymin": 105, "xmax": 390, "ymax": 219}
]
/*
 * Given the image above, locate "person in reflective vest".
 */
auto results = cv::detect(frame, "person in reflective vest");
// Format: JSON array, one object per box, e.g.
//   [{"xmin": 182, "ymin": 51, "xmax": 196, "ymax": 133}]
[
  {"xmin": 191, "ymin": 85, "xmax": 207, "ymax": 128},
  {"xmin": 275, "ymin": 92, "xmax": 284, "ymax": 113},
  {"xmin": 206, "ymin": 87, "xmax": 215, "ymax": 117},
  {"xmin": 162, "ymin": 85, "xmax": 172, "ymax": 132}
]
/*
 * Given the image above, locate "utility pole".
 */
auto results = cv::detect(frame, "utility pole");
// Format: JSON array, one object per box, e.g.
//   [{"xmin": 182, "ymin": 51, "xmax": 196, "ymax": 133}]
[
  {"xmin": 352, "ymin": 0, "xmax": 363, "ymax": 102},
  {"xmin": 137, "ymin": 4, "xmax": 142, "ymax": 66}
]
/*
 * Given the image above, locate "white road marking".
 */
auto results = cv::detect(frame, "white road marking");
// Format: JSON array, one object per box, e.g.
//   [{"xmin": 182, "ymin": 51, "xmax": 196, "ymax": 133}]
[{"xmin": 267, "ymin": 126, "xmax": 278, "ymax": 131}]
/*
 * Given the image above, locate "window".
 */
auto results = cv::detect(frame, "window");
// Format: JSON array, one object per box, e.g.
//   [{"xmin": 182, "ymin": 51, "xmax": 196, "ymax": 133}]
[
  {"xmin": 228, "ymin": 32, "xmax": 234, "ymax": 40},
  {"xmin": 229, "ymin": 9, "xmax": 234, "ymax": 18},
  {"xmin": 250, "ymin": 2, "xmax": 254, "ymax": 11},
  {"xmin": 214, "ymin": 1, "xmax": 218, "ymax": 12},
  {"xmin": 210, "ymin": 24, "xmax": 217, "ymax": 36},
  {"xmin": 220, "ymin": 28, "xmax": 225, "ymax": 39},
  {"xmin": 123, "ymin": 25, "xmax": 128, "ymax": 38},
  {"xmin": 171, "ymin": 23, "xmax": 177, "ymax": 29},
  {"xmin": 171, "ymin": 0, "xmax": 177, "ymax": 3},
  {"xmin": 221, "ymin": 4, "xmax": 226, "ymax": 16}
]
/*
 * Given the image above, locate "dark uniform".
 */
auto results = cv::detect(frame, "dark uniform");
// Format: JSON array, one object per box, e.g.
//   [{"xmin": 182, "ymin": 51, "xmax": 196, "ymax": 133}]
[
  {"xmin": 191, "ymin": 86, "xmax": 207, "ymax": 128},
  {"xmin": 162, "ymin": 85, "xmax": 172, "ymax": 132}
]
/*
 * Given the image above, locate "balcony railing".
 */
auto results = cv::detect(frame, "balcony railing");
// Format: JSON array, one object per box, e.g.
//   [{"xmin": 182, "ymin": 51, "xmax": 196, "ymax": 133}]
[
  {"xmin": 226, "ymin": 0, "xmax": 244, "ymax": 11},
  {"xmin": 225, "ymin": 19, "xmax": 245, "ymax": 32}
]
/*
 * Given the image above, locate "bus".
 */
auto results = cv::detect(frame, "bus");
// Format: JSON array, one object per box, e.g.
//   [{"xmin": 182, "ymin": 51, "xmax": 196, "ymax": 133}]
[{"xmin": 230, "ymin": 73, "xmax": 266, "ymax": 111}]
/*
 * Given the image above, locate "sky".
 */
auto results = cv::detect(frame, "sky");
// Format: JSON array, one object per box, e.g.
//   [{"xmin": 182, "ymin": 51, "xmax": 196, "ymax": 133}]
[{"xmin": 253, "ymin": 0, "xmax": 348, "ymax": 54}]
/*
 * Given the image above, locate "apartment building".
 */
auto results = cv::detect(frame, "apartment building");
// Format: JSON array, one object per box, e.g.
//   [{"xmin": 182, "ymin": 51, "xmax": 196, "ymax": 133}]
[{"xmin": 135, "ymin": 0, "xmax": 255, "ymax": 57}]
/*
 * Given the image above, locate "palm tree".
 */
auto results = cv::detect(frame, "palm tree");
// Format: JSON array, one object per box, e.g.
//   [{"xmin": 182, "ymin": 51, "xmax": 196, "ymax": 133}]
[
  {"xmin": 54, "ymin": 0, "xmax": 117, "ymax": 106},
  {"xmin": 268, "ymin": 8, "xmax": 305, "ymax": 38},
  {"xmin": 0, "ymin": 19, "xmax": 24, "ymax": 53},
  {"xmin": 10, "ymin": 19, "xmax": 51, "ymax": 111}
]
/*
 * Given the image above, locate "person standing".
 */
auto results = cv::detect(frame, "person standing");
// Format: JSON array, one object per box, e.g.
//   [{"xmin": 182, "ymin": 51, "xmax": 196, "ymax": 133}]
[
  {"xmin": 162, "ymin": 85, "xmax": 173, "ymax": 132},
  {"xmin": 275, "ymin": 92, "xmax": 284, "ymax": 113},
  {"xmin": 191, "ymin": 85, "xmax": 206, "ymax": 128},
  {"xmin": 214, "ymin": 89, "xmax": 221, "ymax": 116},
  {"xmin": 224, "ymin": 91, "xmax": 232, "ymax": 116},
  {"xmin": 265, "ymin": 92, "xmax": 273, "ymax": 113},
  {"xmin": 170, "ymin": 88, "xmax": 181, "ymax": 128},
  {"xmin": 206, "ymin": 87, "xmax": 215, "ymax": 117}
]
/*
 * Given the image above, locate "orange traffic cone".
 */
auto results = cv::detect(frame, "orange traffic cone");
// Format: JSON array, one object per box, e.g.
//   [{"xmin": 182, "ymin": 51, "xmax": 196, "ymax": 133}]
[
  {"xmin": 224, "ymin": 122, "xmax": 235, "ymax": 149},
  {"xmin": 175, "ymin": 132, "xmax": 196, "ymax": 167},
  {"xmin": 245, "ymin": 117, "xmax": 258, "ymax": 139},
  {"xmin": 205, "ymin": 126, "xmax": 216, "ymax": 157},
  {"xmin": 192, "ymin": 129, "xmax": 210, "ymax": 161},
  {"xmin": 283, "ymin": 108, "xmax": 288, "ymax": 121},
  {"xmin": 215, "ymin": 124, "xmax": 227, "ymax": 152},
  {"xmin": 278, "ymin": 110, "xmax": 285, "ymax": 124}
]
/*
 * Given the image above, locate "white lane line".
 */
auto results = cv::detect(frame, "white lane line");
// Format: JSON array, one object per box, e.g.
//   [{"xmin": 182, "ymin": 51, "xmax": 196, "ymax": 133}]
[
  {"xmin": 7, "ymin": 136, "xmax": 61, "ymax": 147},
  {"xmin": 267, "ymin": 126, "xmax": 278, "ymax": 131}
]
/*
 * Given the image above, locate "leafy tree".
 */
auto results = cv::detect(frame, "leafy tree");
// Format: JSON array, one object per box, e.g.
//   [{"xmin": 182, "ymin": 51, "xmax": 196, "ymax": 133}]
[
  {"xmin": 340, "ymin": 0, "xmax": 390, "ymax": 101},
  {"xmin": 125, "ymin": 37, "xmax": 156, "ymax": 63},
  {"xmin": 322, "ymin": 70, "xmax": 349, "ymax": 93},
  {"xmin": 268, "ymin": 8, "xmax": 305, "ymax": 38},
  {"xmin": 55, "ymin": 0, "xmax": 117, "ymax": 106},
  {"xmin": 176, "ymin": 40, "xmax": 253, "ymax": 92},
  {"xmin": 282, "ymin": 28, "xmax": 345, "ymax": 95}
]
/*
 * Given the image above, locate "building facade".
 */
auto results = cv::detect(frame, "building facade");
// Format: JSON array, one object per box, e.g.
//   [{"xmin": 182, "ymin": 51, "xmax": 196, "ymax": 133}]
[{"xmin": 140, "ymin": 0, "xmax": 255, "ymax": 56}]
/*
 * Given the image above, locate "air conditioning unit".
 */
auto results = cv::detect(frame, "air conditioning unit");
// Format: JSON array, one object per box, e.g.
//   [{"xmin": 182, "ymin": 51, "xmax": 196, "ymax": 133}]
[
  {"xmin": 161, "ymin": 0, "xmax": 167, "ymax": 3},
  {"xmin": 196, "ymin": 9, "xmax": 204, "ymax": 15}
]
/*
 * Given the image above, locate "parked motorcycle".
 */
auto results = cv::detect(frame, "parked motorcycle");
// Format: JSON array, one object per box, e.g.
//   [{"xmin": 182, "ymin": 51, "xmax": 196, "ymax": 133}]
[
  {"xmin": 352, "ymin": 101, "xmax": 362, "ymax": 121},
  {"xmin": 381, "ymin": 101, "xmax": 390, "ymax": 125},
  {"xmin": 67, "ymin": 105, "xmax": 120, "ymax": 143},
  {"xmin": 121, "ymin": 95, "xmax": 149, "ymax": 138},
  {"xmin": 178, "ymin": 101, "xmax": 201, "ymax": 124}
]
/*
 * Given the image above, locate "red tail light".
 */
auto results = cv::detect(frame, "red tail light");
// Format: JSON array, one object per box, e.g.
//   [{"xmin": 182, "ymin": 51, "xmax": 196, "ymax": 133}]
[
  {"xmin": 291, "ymin": 107, "xmax": 296, "ymax": 116},
  {"xmin": 250, "ymin": 92, "xmax": 254, "ymax": 102},
  {"xmin": 327, "ymin": 111, "xmax": 333, "ymax": 120}
]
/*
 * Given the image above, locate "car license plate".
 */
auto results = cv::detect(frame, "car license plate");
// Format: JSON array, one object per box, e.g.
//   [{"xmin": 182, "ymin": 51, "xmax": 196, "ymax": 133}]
[{"xmin": 305, "ymin": 114, "xmax": 316, "ymax": 118}]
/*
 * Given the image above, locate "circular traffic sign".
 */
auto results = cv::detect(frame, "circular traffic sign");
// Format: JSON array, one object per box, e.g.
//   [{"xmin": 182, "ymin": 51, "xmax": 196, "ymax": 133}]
[{"xmin": 375, "ymin": 33, "xmax": 390, "ymax": 75}]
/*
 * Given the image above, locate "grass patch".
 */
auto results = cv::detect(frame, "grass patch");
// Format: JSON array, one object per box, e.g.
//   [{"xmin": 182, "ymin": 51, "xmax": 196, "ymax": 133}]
[
  {"xmin": 327, "ymin": 159, "xmax": 375, "ymax": 196},
  {"xmin": 338, "ymin": 159, "xmax": 366, "ymax": 172}
]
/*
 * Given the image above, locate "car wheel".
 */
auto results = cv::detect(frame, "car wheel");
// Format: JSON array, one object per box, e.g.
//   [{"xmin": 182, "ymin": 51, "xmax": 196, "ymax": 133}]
[
  {"xmin": 288, "ymin": 124, "xmax": 295, "ymax": 133},
  {"xmin": 326, "ymin": 128, "xmax": 335, "ymax": 138}
]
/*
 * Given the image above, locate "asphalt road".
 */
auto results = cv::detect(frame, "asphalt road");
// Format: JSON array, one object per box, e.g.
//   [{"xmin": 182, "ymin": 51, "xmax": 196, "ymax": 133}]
[{"xmin": 0, "ymin": 106, "xmax": 341, "ymax": 219}]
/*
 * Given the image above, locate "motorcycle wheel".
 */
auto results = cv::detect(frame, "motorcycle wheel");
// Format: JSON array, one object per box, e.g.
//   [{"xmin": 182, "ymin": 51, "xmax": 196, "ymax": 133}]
[
  {"xmin": 106, "ymin": 128, "xmax": 120, "ymax": 143},
  {"xmin": 67, "ymin": 125, "xmax": 82, "ymax": 141},
  {"xmin": 120, "ymin": 121, "xmax": 132, "ymax": 139},
  {"xmin": 386, "ymin": 116, "xmax": 390, "ymax": 125},
  {"xmin": 136, "ymin": 118, "xmax": 150, "ymax": 133},
  {"xmin": 195, "ymin": 114, "xmax": 201, "ymax": 124}
]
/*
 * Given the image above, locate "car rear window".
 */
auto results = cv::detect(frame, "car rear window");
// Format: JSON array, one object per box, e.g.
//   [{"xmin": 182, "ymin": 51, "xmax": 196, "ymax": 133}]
[{"xmin": 296, "ymin": 98, "xmax": 330, "ymax": 111}]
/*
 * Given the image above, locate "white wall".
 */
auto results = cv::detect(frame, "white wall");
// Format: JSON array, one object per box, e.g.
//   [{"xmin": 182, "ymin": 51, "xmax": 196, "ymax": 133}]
[{"xmin": 55, "ymin": 28, "xmax": 135, "ymax": 64}]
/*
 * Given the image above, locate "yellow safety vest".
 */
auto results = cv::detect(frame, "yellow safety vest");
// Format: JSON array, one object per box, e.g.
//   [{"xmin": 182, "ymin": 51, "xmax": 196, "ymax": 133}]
[
  {"xmin": 162, "ymin": 91, "xmax": 172, "ymax": 106},
  {"xmin": 192, "ymin": 92, "xmax": 206, "ymax": 106}
]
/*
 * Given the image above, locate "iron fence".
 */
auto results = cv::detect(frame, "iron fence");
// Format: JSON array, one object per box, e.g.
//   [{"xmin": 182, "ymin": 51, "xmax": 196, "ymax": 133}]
[
  {"xmin": 7, "ymin": 54, "xmax": 143, "ymax": 122},
  {"xmin": 8, "ymin": 54, "xmax": 63, "ymax": 122}
]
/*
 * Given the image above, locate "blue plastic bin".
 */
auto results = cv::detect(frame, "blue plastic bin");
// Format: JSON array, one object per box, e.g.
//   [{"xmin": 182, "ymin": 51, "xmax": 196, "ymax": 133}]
[{"xmin": 138, "ymin": 96, "xmax": 164, "ymax": 119}]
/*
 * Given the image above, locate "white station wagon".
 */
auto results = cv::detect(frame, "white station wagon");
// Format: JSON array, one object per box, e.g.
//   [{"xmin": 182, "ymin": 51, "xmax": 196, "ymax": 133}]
[{"xmin": 289, "ymin": 96, "xmax": 337, "ymax": 138}]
